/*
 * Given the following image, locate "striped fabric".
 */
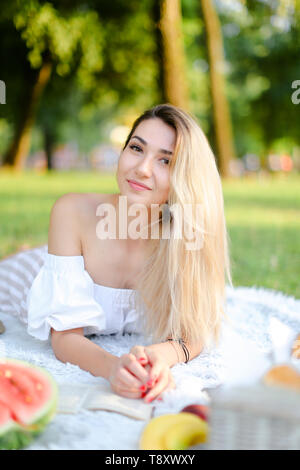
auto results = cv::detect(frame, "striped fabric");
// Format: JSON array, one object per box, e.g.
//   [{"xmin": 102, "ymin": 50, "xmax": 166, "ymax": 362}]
[{"xmin": 0, "ymin": 244, "xmax": 48, "ymax": 325}]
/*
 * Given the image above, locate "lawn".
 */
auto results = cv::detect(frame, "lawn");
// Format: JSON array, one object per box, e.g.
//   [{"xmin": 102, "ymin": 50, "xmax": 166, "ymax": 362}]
[{"xmin": 0, "ymin": 169, "xmax": 299, "ymax": 299}]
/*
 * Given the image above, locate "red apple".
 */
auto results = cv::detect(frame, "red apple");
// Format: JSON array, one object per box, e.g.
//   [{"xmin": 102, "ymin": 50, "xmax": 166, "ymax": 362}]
[{"xmin": 180, "ymin": 404, "xmax": 210, "ymax": 422}]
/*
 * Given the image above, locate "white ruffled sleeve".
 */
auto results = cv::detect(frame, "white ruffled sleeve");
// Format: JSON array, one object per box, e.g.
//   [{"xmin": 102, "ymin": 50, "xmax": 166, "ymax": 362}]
[{"xmin": 26, "ymin": 253, "xmax": 106, "ymax": 341}]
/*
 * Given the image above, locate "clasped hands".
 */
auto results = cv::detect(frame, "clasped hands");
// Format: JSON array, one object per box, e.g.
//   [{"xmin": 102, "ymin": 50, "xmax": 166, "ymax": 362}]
[{"xmin": 108, "ymin": 345, "xmax": 176, "ymax": 403}]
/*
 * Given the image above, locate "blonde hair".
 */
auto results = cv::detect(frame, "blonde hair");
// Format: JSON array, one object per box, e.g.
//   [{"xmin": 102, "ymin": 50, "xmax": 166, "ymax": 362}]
[{"xmin": 122, "ymin": 103, "xmax": 232, "ymax": 352}]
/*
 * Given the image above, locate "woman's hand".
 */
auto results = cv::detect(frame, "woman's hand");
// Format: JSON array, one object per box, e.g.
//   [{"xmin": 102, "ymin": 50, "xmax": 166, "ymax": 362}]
[
  {"xmin": 108, "ymin": 353, "xmax": 151, "ymax": 399},
  {"xmin": 129, "ymin": 345, "xmax": 176, "ymax": 403}
]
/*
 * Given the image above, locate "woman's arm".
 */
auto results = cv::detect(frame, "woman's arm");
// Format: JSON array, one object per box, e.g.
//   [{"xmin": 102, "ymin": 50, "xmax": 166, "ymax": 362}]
[
  {"xmin": 48, "ymin": 194, "xmax": 119, "ymax": 379},
  {"xmin": 51, "ymin": 328, "xmax": 118, "ymax": 380},
  {"xmin": 51, "ymin": 328, "xmax": 151, "ymax": 399},
  {"xmin": 145, "ymin": 339, "xmax": 203, "ymax": 367}
]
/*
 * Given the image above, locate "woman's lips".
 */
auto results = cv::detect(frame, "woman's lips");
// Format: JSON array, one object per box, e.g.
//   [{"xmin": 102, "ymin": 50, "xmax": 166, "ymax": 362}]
[{"xmin": 127, "ymin": 180, "xmax": 152, "ymax": 191}]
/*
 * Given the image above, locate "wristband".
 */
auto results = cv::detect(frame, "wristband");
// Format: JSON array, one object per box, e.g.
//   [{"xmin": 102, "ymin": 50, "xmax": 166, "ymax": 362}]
[
  {"xmin": 178, "ymin": 339, "xmax": 190, "ymax": 363},
  {"xmin": 166, "ymin": 338, "xmax": 190, "ymax": 363}
]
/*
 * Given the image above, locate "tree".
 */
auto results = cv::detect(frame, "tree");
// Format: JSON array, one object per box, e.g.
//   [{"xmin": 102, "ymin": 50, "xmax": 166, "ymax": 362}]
[
  {"xmin": 219, "ymin": 0, "xmax": 300, "ymax": 158},
  {"xmin": 200, "ymin": 0, "xmax": 236, "ymax": 177},
  {"xmin": 3, "ymin": 52, "xmax": 52, "ymax": 169},
  {"xmin": 157, "ymin": 0, "xmax": 190, "ymax": 110},
  {"xmin": 2, "ymin": 1, "xmax": 104, "ymax": 170},
  {"xmin": 1, "ymin": 0, "xmax": 159, "ymax": 169}
]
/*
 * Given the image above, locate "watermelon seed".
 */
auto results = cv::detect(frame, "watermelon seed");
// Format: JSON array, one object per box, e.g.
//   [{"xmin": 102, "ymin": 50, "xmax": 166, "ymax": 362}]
[{"xmin": 5, "ymin": 373, "xmax": 30, "ymax": 401}]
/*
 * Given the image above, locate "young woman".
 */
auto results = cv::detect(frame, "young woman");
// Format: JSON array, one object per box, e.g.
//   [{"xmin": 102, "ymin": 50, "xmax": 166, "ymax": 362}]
[{"xmin": 0, "ymin": 103, "xmax": 232, "ymax": 404}]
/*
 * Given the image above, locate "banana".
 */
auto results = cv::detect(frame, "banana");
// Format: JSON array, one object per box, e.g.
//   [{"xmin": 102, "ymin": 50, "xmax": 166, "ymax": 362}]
[
  {"xmin": 139, "ymin": 412, "xmax": 209, "ymax": 450},
  {"xmin": 139, "ymin": 414, "xmax": 180, "ymax": 450},
  {"xmin": 164, "ymin": 418, "xmax": 208, "ymax": 450}
]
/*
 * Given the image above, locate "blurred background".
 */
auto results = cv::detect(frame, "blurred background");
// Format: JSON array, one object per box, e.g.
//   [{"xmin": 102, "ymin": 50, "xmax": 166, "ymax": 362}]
[{"xmin": 0, "ymin": 0, "xmax": 299, "ymax": 297}]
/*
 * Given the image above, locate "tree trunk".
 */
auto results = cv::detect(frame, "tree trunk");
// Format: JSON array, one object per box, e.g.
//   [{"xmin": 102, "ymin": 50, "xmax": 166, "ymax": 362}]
[
  {"xmin": 159, "ymin": 0, "xmax": 189, "ymax": 110},
  {"xmin": 2, "ymin": 57, "xmax": 52, "ymax": 171},
  {"xmin": 43, "ymin": 127, "xmax": 54, "ymax": 170},
  {"xmin": 200, "ymin": 0, "xmax": 236, "ymax": 178},
  {"xmin": 152, "ymin": 0, "xmax": 167, "ymax": 103}
]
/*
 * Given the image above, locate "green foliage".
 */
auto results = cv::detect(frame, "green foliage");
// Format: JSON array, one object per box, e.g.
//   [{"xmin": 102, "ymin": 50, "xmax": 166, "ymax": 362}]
[
  {"xmin": 14, "ymin": 1, "xmax": 104, "ymax": 81},
  {"xmin": 181, "ymin": 0, "xmax": 210, "ymax": 132},
  {"xmin": 0, "ymin": 0, "xmax": 299, "ymax": 162},
  {"xmin": 218, "ymin": 0, "xmax": 300, "ymax": 156},
  {"xmin": 0, "ymin": 0, "xmax": 160, "ymax": 158}
]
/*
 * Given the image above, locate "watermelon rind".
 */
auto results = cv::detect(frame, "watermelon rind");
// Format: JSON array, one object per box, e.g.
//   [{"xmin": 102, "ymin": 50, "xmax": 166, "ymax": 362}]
[
  {"xmin": 0, "ymin": 358, "xmax": 58, "ymax": 450},
  {"xmin": 0, "ymin": 422, "xmax": 33, "ymax": 450}
]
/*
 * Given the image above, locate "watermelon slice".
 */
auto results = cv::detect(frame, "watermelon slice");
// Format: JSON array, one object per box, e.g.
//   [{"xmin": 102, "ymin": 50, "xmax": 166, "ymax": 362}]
[{"xmin": 0, "ymin": 358, "xmax": 58, "ymax": 449}]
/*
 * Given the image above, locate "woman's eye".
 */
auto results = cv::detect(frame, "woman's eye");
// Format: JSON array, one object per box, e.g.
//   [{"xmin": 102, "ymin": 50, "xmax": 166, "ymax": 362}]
[
  {"xmin": 129, "ymin": 144, "xmax": 169, "ymax": 165},
  {"xmin": 130, "ymin": 144, "xmax": 142, "ymax": 152}
]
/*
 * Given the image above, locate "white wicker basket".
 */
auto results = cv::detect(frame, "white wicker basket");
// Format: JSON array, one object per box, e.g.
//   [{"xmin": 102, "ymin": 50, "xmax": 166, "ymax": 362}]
[{"xmin": 194, "ymin": 384, "xmax": 300, "ymax": 450}]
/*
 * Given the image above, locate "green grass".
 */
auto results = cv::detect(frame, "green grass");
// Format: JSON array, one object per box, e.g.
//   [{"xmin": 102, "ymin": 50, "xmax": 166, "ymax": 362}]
[
  {"xmin": 0, "ymin": 169, "xmax": 299, "ymax": 299},
  {"xmin": 222, "ymin": 174, "xmax": 300, "ymax": 299}
]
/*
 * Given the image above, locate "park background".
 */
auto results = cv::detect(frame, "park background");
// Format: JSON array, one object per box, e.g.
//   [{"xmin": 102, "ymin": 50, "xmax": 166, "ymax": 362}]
[{"xmin": 0, "ymin": 0, "xmax": 299, "ymax": 298}]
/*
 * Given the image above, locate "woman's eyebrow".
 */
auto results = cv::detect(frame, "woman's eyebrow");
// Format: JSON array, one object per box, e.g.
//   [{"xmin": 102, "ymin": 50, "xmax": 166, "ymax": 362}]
[{"xmin": 131, "ymin": 135, "xmax": 173, "ymax": 155}]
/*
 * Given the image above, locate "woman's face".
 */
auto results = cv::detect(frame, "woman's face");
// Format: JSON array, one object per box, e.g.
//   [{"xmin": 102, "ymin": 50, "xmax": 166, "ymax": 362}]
[{"xmin": 117, "ymin": 118, "xmax": 176, "ymax": 208}]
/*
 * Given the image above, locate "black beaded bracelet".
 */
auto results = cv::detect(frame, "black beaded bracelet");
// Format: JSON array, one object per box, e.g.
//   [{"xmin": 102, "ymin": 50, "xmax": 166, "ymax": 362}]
[{"xmin": 166, "ymin": 338, "xmax": 190, "ymax": 363}]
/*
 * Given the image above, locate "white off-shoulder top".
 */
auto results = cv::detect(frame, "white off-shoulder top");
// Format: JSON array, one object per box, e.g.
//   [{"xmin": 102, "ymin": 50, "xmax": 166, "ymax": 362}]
[{"xmin": 25, "ymin": 252, "xmax": 143, "ymax": 341}]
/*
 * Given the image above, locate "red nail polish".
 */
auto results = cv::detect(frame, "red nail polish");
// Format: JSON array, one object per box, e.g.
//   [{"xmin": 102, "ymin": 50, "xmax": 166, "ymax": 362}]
[
  {"xmin": 140, "ymin": 385, "xmax": 147, "ymax": 392},
  {"xmin": 139, "ymin": 357, "xmax": 147, "ymax": 363}
]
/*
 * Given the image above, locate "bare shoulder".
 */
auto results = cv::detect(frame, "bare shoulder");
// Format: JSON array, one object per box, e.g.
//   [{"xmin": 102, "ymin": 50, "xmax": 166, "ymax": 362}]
[
  {"xmin": 48, "ymin": 192, "xmax": 108, "ymax": 255},
  {"xmin": 78, "ymin": 192, "xmax": 113, "ymax": 215}
]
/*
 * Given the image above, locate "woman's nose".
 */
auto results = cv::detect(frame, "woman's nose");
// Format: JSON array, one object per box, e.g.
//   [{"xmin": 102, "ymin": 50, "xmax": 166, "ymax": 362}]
[{"xmin": 136, "ymin": 157, "xmax": 153, "ymax": 177}]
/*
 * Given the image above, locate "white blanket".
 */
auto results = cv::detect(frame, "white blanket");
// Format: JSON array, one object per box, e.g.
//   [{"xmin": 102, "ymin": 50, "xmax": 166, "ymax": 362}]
[{"xmin": 0, "ymin": 285, "xmax": 300, "ymax": 450}]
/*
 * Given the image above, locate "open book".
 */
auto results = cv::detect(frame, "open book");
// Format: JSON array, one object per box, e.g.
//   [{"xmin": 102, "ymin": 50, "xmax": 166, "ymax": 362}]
[{"xmin": 57, "ymin": 381, "xmax": 154, "ymax": 421}]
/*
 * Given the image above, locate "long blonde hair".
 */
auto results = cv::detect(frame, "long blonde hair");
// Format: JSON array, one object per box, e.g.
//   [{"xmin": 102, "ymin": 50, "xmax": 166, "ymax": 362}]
[{"xmin": 122, "ymin": 103, "xmax": 232, "ymax": 352}]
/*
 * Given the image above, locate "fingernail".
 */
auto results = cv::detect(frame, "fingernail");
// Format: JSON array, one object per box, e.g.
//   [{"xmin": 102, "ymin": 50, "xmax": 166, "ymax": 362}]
[
  {"xmin": 147, "ymin": 380, "xmax": 153, "ymax": 387},
  {"xmin": 139, "ymin": 357, "xmax": 147, "ymax": 363},
  {"xmin": 145, "ymin": 396, "xmax": 153, "ymax": 403},
  {"xmin": 141, "ymin": 391, "xmax": 147, "ymax": 398},
  {"xmin": 140, "ymin": 385, "xmax": 147, "ymax": 392}
]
